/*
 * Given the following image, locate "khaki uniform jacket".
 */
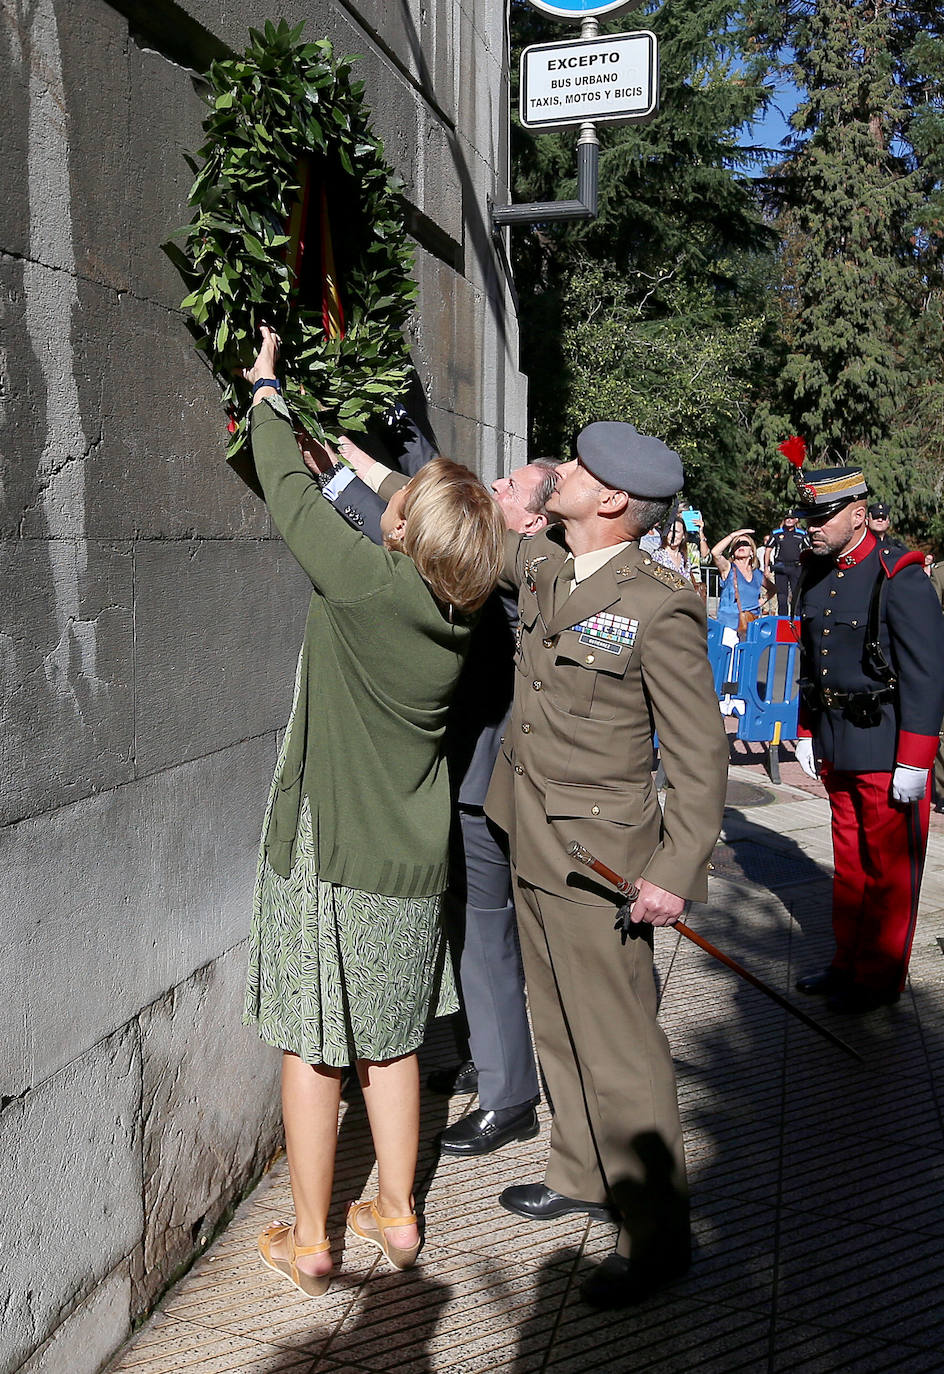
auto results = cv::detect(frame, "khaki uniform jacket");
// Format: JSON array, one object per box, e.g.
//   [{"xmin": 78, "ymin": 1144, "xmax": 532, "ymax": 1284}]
[{"xmin": 485, "ymin": 528, "xmax": 728, "ymax": 905}]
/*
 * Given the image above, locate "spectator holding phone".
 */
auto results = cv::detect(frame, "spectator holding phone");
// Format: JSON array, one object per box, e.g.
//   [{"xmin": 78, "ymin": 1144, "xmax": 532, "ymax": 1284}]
[{"xmin": 652, "ymin": 515, "xmax": 696, "ymax": 583}]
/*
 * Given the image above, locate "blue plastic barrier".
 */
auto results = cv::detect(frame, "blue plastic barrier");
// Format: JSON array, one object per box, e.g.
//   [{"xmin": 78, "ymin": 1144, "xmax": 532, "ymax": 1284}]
[
  {"xmin": 722, "ymin": 616, "xmax": 801, "ymax": 742},
  {"xmin": 706, "ymin": 618, "xmax": 738, "ymax": 698}
]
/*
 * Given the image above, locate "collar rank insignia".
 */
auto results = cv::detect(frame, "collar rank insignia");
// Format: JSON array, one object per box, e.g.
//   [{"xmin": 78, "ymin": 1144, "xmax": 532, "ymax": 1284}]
[
  {"xmin": 569, "ymin": 612, "xmax": 638, "ymax": 655},
  {"xmin": 524, "ymin": 554, "xmax": 549, "ymax": 594}
]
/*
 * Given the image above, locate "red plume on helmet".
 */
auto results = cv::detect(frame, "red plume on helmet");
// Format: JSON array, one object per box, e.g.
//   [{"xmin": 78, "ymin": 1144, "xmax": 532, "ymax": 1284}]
[
  {"xmin": 778, "ymin": 435, "xmax": 815, "ymax": 503},
  {"xmin": 778, "ymin": 435, "xmax": 806, "ymax": 469}
]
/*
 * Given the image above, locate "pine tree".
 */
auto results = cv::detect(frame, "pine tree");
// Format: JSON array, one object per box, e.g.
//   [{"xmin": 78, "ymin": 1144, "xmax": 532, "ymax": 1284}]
[
  {"xmin": 749, "ymin": 0, "xmax": 944, "ymax": 541},
  {"xmin": 508, "ymin": 0, "xmax": 777, "ymax": 528}
]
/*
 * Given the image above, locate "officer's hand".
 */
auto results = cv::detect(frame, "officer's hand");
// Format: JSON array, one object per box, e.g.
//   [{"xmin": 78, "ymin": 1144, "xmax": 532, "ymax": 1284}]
[
  {"xmin": 628, "ymin": 879, "xmax": 685, "ymax": 928},
  {"xmin": 795, "ymin": 738, "xmax": 818, "ymax": 778},
  {"xmin": 892, "ymin": 764, "xmax": 929, "ymax": 804}
]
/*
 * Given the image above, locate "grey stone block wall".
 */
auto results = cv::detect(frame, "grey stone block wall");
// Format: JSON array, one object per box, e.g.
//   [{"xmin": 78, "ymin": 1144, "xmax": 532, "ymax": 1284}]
[{"xmin": 0, "ymin": 0, "xmax": 526, "ymax": 1369}]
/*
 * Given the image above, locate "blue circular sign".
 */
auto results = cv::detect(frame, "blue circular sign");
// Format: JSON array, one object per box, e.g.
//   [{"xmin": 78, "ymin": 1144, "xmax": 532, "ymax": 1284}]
[{"xmin": 525, "ymin": 0, "xmax": 644, "ymax": 19}]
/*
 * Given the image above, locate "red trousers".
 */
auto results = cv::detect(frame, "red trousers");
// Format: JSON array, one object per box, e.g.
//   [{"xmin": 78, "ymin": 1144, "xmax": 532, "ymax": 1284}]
[{"xmin": 821, "ymin": 766, "xmax": 931, "ymax": 993}]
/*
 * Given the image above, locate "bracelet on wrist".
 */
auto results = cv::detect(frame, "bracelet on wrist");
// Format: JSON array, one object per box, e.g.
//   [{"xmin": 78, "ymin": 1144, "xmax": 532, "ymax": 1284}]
[{"xmin": 251, "ymin": 377, "xmax": 281, "ymax": 396}]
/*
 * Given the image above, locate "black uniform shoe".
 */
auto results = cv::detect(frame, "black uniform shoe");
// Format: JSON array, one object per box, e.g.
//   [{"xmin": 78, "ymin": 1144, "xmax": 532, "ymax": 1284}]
[
  {"xmin": 498, "ymin": 1183, "xmax": 614, "ymax": 1223},
  {"xmin": 827, "ymin": 985, "xmax": 900, "ymax": 1015},
  {"xmin": 439, "ymin": 1102, "xmax": 540, "ymax": 1156},
  {"xmin": 426, "ymin": 1059, "xmax": 478, "ymax": 1096},
  {"xmin": 795, "ymin": 966, "xmax": 848, "ymax": 997},
  {"xmin": 579, "ymin": 1243, "xmax": 691, "ymax": 1310}
]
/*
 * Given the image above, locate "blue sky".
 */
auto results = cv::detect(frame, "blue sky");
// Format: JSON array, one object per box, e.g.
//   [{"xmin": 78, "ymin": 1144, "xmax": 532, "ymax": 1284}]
[{"xmin": 737, "ymin": 66, "xmax": 802, "ymax": 172}]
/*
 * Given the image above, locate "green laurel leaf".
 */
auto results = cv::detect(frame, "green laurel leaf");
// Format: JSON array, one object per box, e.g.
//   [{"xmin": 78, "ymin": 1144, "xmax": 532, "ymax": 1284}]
[{"xmin": 164, "ymin": 22, "xmax": 416, "ymax": 456}]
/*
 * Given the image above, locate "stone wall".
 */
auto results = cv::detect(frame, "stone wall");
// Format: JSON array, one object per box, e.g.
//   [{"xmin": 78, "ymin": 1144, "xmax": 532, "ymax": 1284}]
[{"xmin": 0, "ymin": 1, "xmax": 526, "ymax": 1369}]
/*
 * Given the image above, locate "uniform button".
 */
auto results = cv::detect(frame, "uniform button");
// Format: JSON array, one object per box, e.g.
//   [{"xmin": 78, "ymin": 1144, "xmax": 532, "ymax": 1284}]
[
  {"xmin": 514, "ymin": 764, "xmax": 524, "ymax": 775},
  {"xmin": 823, "ymin": 628, "xmax": 831, "ymax": 636},
  {"xmin": 851, "ymin": 619, "xmax": 858, "ymax": 627},
  {"xmin": 829, "ymin": 590, "xmax": 837, "ymax": 597},
  {"xmin": 543, "ymin": 638, "xmax": 554, "ymax": 648},
  {"xmin": 821, "ymin": 648, "xmax": 828, "ymax": 655},
  {"xmin": 836, "ymin": 571, "xmax": 844, "ymax": 578},
  {"xmin": 532, "ymin": 680, "xmax": 542, "ymax": 691},
  {"xmin": 521, "ymin": 722, "xmax": 532, "ymax": 733},
  {"xmin": 643, "ymin": 557, "xmax": 652, "ymax": 566},
  {"xmin": 825, "ymin": 609, "xmax": 832, "ymax": 616},
  {"xmin": 821, "ymin": 669, "xmax": 828, "ymax": 676},
  {"xmin": 591, "ymin": 804, "xmax": 600, "ymax": 815},
  {"xmin": 585, "ymin": 654, "xmax": 595, "ymax": 664}
]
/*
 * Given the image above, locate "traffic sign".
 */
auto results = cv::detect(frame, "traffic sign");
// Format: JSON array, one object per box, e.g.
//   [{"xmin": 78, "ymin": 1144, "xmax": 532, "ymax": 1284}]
[
  {"xmin": 520, "ymin": 31, "xmax": 658, "ymax": 130},
  {"xmin": 525, "ymin": 1, "xmax": 644, "ymax": 20}
]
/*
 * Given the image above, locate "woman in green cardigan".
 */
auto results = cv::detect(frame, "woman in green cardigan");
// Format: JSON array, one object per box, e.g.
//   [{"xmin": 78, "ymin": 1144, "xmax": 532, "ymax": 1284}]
[{"xmin": 243, "ymin": 329, "xmax": 504, "ymax": 1296}]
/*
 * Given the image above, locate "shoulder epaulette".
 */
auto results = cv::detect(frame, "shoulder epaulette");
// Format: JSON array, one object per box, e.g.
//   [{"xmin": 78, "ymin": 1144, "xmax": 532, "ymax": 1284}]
[
  {"xmin": 639, "ymin": 559, "xmax": 689, "ymax": 591},
  {"xmin": 880, "ymin": 547, "xmax": 924, "ymax": 579}
]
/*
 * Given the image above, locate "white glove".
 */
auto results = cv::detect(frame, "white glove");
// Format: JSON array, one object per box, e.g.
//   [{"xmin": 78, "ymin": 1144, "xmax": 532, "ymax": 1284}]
[
  {"xmin": 892, "ymin": 764, "xmax": 929, "ymax": 804},
  {"xmin": 795, "ymin": 737, "xmax": 818, "ymax": 778}
]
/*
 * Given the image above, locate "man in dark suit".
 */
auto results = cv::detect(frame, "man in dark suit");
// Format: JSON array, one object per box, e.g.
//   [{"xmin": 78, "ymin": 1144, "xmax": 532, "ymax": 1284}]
[{"xmin": 325, "ymin": 420, "xmax": 558, "ymax": 1154}]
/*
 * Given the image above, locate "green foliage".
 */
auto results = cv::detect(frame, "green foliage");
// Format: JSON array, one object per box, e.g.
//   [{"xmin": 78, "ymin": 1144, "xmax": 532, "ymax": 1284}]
[
  {"xmin": 749, "ymin": 0, "xmax": 944, "ymax": 546},
  {"xmin": 509, "ymin": 1, "xmax": 781, "ymax": 530},
  {"xmin": 559, "ymin": 255, "xmax": 782, "ymax": 530},
  {"xmin": 164, "ymin": 19, "xmax": 416, "ymax": 454}
]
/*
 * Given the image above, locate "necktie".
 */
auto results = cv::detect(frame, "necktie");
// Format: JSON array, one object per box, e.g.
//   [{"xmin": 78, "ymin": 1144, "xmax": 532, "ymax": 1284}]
[{"xmin": 553, "ymin": 558, "xmax": 575, "ymax": 615}]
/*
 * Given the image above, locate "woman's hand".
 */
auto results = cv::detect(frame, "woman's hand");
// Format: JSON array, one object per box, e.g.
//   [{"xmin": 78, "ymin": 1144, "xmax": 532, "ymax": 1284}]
[
  {"xmin": 334, "ymin": 435, "xmax": 377, "ymax": 481},
  {"xmin": 243, "ymin": 325, "xmax": 281, "ymax": 398}
]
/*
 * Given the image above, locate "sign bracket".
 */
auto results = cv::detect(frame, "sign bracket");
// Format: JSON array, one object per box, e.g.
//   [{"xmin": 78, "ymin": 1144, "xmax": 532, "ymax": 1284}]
[
  {"xmin": 492, "ymin": 121, "xmax": 598, "ymax": 230},
  {"xmin": 491, "ymin": 17, "xmax": 600, "ymax": 235}
]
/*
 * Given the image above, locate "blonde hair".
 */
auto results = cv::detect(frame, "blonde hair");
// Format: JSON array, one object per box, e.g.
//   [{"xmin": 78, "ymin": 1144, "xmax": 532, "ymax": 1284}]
[
  {"xmin": 398, "ymin": 458, "xmax": 505, "ymax": 615},
  {"xmin": 731, "ymin": 535, "xmax": 760, "ymax": 571}
]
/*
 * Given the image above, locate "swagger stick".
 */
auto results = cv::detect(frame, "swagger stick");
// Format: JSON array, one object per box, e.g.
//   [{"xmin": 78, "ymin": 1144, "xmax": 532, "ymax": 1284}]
[{"xmin": 568, "ymin": 842, "xmax": 864, "ymax": 1064}]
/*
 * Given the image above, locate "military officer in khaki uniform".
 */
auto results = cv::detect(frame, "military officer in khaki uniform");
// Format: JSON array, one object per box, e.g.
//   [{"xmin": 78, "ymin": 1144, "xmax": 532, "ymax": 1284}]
[{"xmin": 485, "ymin": 422, "xmax": 728, "ymax": 1309}]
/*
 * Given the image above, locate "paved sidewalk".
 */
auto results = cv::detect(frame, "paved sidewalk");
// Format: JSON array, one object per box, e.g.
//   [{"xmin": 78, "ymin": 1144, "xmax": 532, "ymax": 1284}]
[{"xmin": 109, "ymin": 769, "xmax": 944, "ymax": 1373}]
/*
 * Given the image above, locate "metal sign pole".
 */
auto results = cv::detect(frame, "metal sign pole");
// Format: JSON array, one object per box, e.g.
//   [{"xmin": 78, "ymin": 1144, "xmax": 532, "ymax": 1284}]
[{"xmin": 492, "ymin": 13, "xmax": 657, "ymax": 233}]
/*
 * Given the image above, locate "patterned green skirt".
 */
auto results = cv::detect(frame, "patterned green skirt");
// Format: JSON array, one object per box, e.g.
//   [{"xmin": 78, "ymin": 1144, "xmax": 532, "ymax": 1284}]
[{"xmin": 244, "ymin": 740, "xmax": 458, "ymax": 1066}]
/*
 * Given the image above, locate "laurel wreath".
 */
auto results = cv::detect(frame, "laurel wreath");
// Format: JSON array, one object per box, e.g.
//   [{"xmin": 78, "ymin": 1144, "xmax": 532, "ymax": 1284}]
[{"xmin": 164, "ymin": 20, "xmax": 417, "ymax": 455}]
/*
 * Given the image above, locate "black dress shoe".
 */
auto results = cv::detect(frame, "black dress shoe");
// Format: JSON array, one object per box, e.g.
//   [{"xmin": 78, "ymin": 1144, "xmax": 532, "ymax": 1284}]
[
  {"xmin": 427, "ymin": 1059, "xmax": 478, "ymax": 1096},
  {"xmin": 440, "ymin": 1103, "xmax": 539, "ymax": 1156},
  {"xmin": 579, "ymin": 1243, "xmax": 691, "ymax": 1309},
  {"xmin": 795, "ymin": 966, "xmax": 848, "ymax": 996},
  {"xmin": 498, "ymin": 1182, "xmax": 613, "ymax": 1223},
  {"xmin": 827, "ymin": 985, "xmax": 900, "ymax": 1015}
]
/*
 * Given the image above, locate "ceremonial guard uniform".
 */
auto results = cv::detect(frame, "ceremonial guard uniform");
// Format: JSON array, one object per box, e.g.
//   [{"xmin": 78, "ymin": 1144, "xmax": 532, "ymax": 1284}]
[
  {"xmin": 932, "ymin": 563, "xmax": 944, "ymax": 809},
  {"xmin": 786, "ymin": 456, "xmax": 944, "ymax": 1012},
  {"xmin": 486, "ymin": 422, "xmax": 728, "ymax": 1307}
]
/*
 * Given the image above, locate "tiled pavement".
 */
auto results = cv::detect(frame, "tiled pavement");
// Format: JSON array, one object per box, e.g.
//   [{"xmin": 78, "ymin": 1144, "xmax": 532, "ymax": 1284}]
[{"xmin": 109, "ymin": 755, "xmax": 944, "ymax": 1374}]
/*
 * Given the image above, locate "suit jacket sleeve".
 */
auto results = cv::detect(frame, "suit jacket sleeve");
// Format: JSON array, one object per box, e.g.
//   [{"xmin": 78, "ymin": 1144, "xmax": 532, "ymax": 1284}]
[
  {"xmin": 323, "ymin": 472, "xmax": 386, "ymax": 546},
  {"xmin": 637, "ymin": 590, "xmax": 728, "ymax": 900}
]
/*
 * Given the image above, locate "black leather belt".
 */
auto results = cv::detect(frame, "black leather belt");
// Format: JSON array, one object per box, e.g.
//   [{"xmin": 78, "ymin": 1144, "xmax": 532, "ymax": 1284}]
[{"xmin": 801, "ymin": 681, "xmax": 896, "ymax": 722}]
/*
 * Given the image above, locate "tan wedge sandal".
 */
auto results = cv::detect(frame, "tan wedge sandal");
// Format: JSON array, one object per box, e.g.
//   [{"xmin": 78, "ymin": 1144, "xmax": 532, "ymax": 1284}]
[
  {"xmin": 346, "ymin": 1197, "xmax": 421, "ymax": 1271},
  {"xmin": 257, "ymin": 1222, "xmax": 331, "ymax": 1298}
]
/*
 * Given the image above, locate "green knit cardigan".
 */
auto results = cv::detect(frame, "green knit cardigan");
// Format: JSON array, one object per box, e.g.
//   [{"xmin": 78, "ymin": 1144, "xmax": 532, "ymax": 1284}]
[{"xmin": 251, "ymin": 401, "xmax": 471, "ymax": 895}]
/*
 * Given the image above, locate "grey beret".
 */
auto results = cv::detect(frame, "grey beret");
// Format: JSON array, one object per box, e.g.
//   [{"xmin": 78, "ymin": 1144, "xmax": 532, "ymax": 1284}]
[{"xmin": 577, "ymin": 421, "xmax": 684, "ymax": 499}]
